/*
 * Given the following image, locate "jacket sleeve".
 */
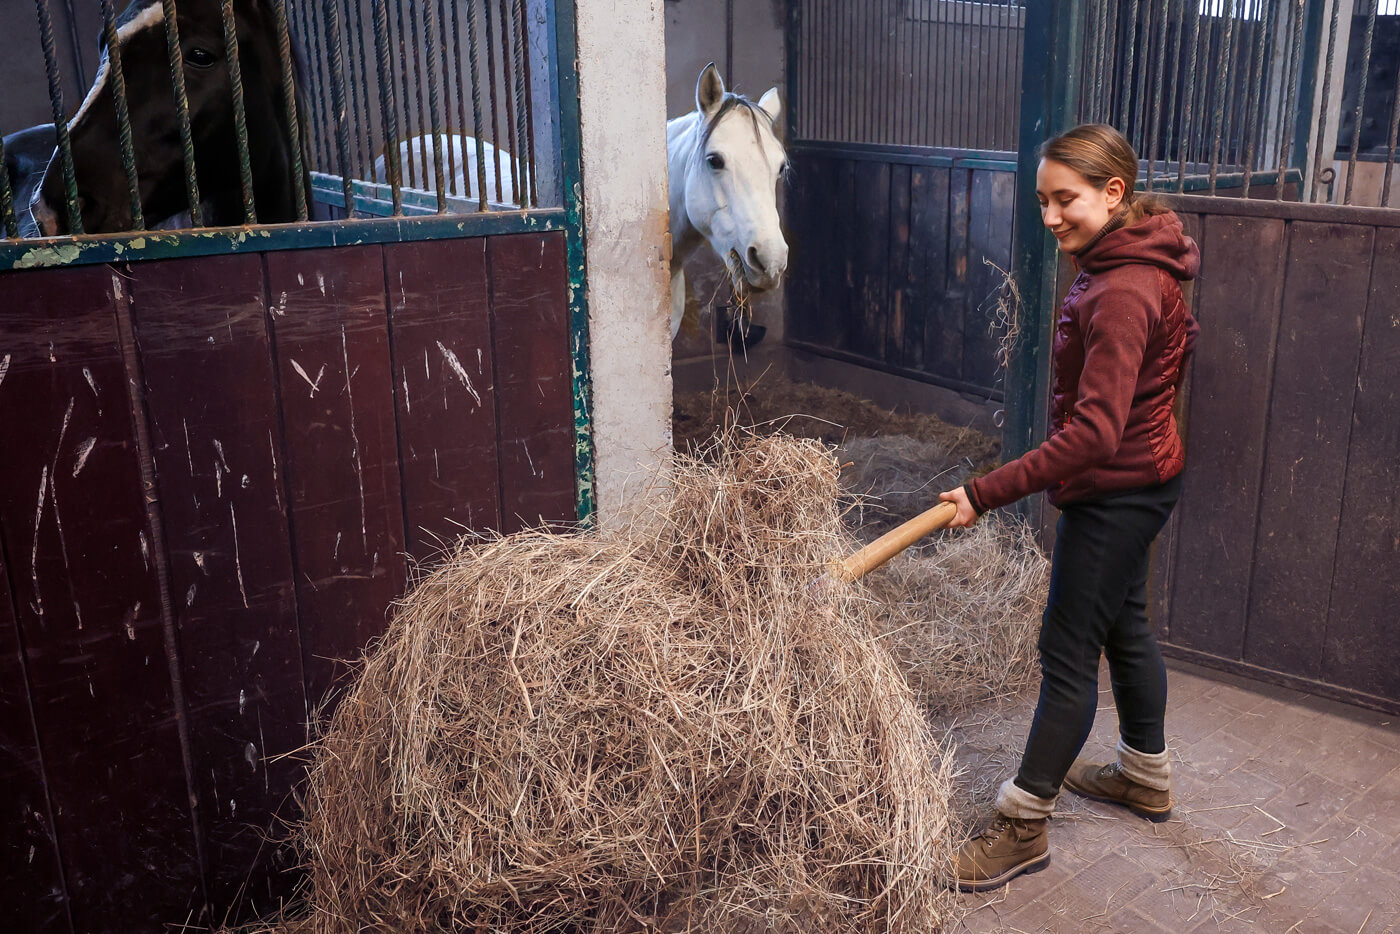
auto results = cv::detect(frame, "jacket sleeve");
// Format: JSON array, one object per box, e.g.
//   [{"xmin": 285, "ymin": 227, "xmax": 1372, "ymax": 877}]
[{"xmin": 968, "ymin": 289, "xmax": 1151, "ymax": 513}]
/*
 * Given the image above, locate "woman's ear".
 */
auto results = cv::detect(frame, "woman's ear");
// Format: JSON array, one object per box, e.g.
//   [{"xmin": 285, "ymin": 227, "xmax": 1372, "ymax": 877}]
[{"xmin": 1104, "ymin": 176, "xmax": 1126, "ymax": 210}]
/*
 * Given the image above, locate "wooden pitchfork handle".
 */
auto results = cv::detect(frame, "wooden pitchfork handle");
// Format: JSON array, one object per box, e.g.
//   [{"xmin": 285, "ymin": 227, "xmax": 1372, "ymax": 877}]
[{"xmin": 828, "ymin": 500, "xmax": 959, "ymax": 584}]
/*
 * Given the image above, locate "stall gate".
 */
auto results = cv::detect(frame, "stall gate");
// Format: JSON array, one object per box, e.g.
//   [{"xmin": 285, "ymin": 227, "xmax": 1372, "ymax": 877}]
[{"xmin": 0, "ymin": 1, "xmax": 592, "ymax": 930}]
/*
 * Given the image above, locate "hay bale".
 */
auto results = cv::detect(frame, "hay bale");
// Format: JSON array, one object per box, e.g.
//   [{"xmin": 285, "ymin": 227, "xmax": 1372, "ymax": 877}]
[
  {"xmin": 297, "ymin": 435, "xmax": 958, "ymax": 933},
  {"xmin": 835, "ymin": 435, "xmax": 980, "ymax": 540},
  {"xmin": 866, "ymin": 519, "xmax": 1050, "ymax": 714}
]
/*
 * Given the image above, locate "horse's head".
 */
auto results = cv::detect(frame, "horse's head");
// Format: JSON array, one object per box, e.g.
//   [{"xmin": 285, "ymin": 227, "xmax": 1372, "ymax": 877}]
[
  {"xmin": 35, "ymin": 0, "xmax": 304, "ymax": 235},
  {"xmin": 683, "ymin": 64, "xmax": 789, "ymax": 296}
]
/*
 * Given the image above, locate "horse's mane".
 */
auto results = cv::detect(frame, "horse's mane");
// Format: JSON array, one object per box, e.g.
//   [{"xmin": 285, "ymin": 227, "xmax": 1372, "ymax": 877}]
[{"xmin": 698, "ymin": 92, "xmax": 784, "ymax": 164}]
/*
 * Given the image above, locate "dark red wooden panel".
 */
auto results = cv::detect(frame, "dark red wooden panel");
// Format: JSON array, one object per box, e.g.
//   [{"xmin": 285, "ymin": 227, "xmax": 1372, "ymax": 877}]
[
  {"xmin": 1168, "ymin": 215, "xmax": 1286, "ymax": 659},
  {"xmin": 265, "ymin": 247, "xmax": 407, "ymax": 706},
  {"xmin": 937, "ymin": 168, "xmax": 972, "ymax": 385},
  {"xmin": 829, "ymin": 158, "xmax": 858, "ymax": 351},
  {"xmin": 384, "ymin": 237, "xmax": 501, "ymax": 557},
  {"xmin": 127, "ymin": 255, "xmax": 308, "ymax": 911},
  {"xmin": 0, "ymin": 265, "xmax": 201, "ymax": 932},
  {"xmin": 488, "ymin": 233, "xmax": 577, "ymax": 532},
  {"xmin": 1245, "ymin": 222, "xmax": 1370, "ymax": 679},
  {"xmin": 783, "ymin": 154, "xmax": 818, "ymax": 341},
  {"xmin": 886, "ymin": 163, "xmax": 912, "ymax": 367},
  {"xmin": 910, "ymin": 164, "xmax": 951, "ymax": 376},
  {"xmin": 851, "ymin": 159, "xmax": 891, "ymax": 362},
  {"xmin": 0, "ymin": 543, "xmax": 69, "ymax": 932},
  {"xmin": 964, "ymin": 168, "xmax": 1015, "ymax": 389},
  {"xmin": 1323, "ymin": 226, "xmax": 1400, "ymax": 701}
]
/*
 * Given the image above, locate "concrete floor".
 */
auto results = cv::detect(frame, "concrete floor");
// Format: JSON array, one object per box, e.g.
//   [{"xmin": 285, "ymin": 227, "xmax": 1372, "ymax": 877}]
[{"xmin": 943, "ymin": 660, "xmax": 1400, "ymax": 932}]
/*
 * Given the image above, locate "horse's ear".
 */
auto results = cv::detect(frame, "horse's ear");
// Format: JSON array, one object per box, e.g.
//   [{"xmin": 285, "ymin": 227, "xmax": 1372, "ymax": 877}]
[
  {"xmin": 757, "ymin": 87, "xmax": 782, "ymax": 123},
  {"xmin": 696, "ymin": 63, "xmax": 725, "ymax": 117}
]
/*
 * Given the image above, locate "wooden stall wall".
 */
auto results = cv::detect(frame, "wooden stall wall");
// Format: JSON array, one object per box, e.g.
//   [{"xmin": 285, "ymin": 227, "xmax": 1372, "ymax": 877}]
[
  {"xmin": 784, "ymin": 144, "xmax": 1016, "ymax": 402},
  {"xmin": 1150, "ymin": 196, "xmax": 1400, "ymax": 713},
  {"xmin": 0, "ymin": 232, "xmax": 576, "ymax": 932}
]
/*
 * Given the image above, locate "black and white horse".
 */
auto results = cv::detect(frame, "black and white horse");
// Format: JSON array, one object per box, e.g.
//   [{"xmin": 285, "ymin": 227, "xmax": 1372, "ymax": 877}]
[{"xmin": 8, "ymin": 0, "xmax": 307, "ymax": 236}]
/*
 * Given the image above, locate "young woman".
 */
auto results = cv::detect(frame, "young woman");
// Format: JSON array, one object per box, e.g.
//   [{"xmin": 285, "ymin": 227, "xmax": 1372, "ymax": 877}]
[{"xmin": 939, "ymin": 123, "xmax": 1200, "ymax": 892}]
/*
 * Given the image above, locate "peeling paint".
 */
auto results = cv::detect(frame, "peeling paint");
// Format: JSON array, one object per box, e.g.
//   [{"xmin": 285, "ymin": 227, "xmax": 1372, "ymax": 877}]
[
  {"xmin": 0, "ymin": 354, "xmax": 10, "ymax": 388},
  {"xmin": 230, "ymin": 503, "xmax": 249, "ymax": 608},
  {"xmin": 72, "ymin": 437, "xmax": 96, "ymax": 477},
  {"xmin": 436, "ymin": 341, "xmax": 482, "ymax": 405}
]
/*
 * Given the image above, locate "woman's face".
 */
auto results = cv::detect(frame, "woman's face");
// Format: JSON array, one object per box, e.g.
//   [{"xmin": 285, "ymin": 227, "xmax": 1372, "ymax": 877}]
[{"xmin": 1036, "ymin": 158, "xmax": 1125, "ymax": 253}]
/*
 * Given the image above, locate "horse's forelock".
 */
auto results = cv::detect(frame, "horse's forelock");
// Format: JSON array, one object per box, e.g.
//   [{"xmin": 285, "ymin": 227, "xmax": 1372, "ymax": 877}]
[{"xmin": 699, "ymin": 93, "xmax": 783, "ymax": 158}]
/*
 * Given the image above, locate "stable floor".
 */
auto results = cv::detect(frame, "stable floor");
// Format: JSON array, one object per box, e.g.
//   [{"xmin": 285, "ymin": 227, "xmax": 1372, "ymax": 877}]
[{"xmin": 944, "ymin": 660, "xmax": 1400, "ymax": 932}]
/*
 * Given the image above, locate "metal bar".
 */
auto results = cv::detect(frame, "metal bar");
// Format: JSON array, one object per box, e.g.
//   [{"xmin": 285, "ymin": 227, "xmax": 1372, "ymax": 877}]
[
  {"xmin": 1208, "ymin": 0, "xmax": 1238, "ymax": 194},
  {"xmin": 1147, "ymin": 0, "xmax": 1172, "ymax": 189},
  {"xmin": 342, "ymin": 0, "xmax": 369, "ymax": 178},
  {"xmin": 1164, "ymin": 0, "xmax": 1186, "ymax": 169},
  {"xmin": 370, "ymin": 0, "xmax": 402, "ymax": 213},
  {"xmin": 449, "ymin": 0, "xmax": 471, "ymax": 198},
  {"xmin": 409, "ymin": 1, "xmax": 430, "ymax": 189},
  {"xmin": 301, "ymin": 0, "xmax": 333, "ymax": 174},
  {"xmin": 33, "ymin": 0, "xmax": 82, "ymax": 233},
  {"xmin": 1090, "ymin": 0, "xmax": 1107, "ymax": 121},
  {"xmin": 519, "ymin": 0, "xmax": 537, "ymax": 207},
  {"xmin": 1121, "ymin": 0, "xmax": 1139, "ymax": 130},
  {"xmin": 1385, "ymin": 42, "xmax": 1400, "ymax": 206},
  {"xmin": 464, "ymin": 0, "xmax": 490, "ymax": 209},
  {"xmin": 484, "ymin": 0, "xmax": 505, "ymax": 199},
  {"xmin": 60, "ymin": 0, "xmax": 87, "ymax": 90},
  {"xmin": 99, "ymin": 0, "xmax": 144, "ymax": 230},
  {"xmin": 511, "ymin": 0, "xmax": 530, "ymax": 205},
  {"xmin": 158, "ymin": 0, "xmax": 203, "ymax": 226},
  {"xmin": 1344, "ymin": 0, "xmax": 1378, "ymax": 204},
  {"xmin": 1311, "ymin": 0, "xmax": 1343, "ymax": 202},
  {"xmin": 271, "ymin": 0, "xmax": 308, "ymax": 221},
  {"xmin": 352, "ymin": 0, "xmax": 375, "ymax": 181},
  {"xmin": 392, "ymin": 0, "xmax": 417, "ymax": 187},
  {"xmin": 220, "ymin": 0, "xmax": 258, "ymax": 223},
  {"xmin": 423, "ymin": 0, "xmax": 446, "ymax": 211},
  {"xmin": 1240, "ymin": 0, "xmax": 1271, "ymax": 197},
  {"xmin": 0, "ymin": 134, "xmax": 16, "ymax": 238},
  {"xmin": 1290, "ymin": 0, "xmax": 1328, "ymax": 196},
  {"xmin": 322, "ymin": 0, "xmax": 354, "ymax": 215},
  {"xmin": 498, "ymin": 0, "xmax": 521, "ymax": 204},
  {"xmin": 1178, "ymin": 0, "xmax": 1201, "ymax": 190},
  {"xmin": 436, "ymin": 0, "xmax": 457, "ymax": 195},
  {"xmin": 1135, "ymin": 0, "xmax": 1155, "ymax": 146},
  {"xmin": 1104, "ymin": 0, "xmax": 1120, "ymax": 127},
  {"xmin": 1220, "ymin": 0, "xmax": 1245, "ymax": 168}
]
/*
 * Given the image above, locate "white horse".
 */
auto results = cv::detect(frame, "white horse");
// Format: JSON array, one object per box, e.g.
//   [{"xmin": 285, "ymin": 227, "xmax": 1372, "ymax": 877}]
[
  {"xmin": 372, "ymin": 134, "xmax": 517, "ymax": 206},
  {"xmin": 667, "ymin": 64, "xmax": 788, "ymax": 340}
]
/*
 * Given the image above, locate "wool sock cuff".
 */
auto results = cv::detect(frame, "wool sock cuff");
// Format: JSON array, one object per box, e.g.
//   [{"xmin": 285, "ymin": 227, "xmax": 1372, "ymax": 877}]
[
  {"xmin": 996, "ymin": 778, "xmax": 1057, "ymax": 820},
  {"xmin": 1117, "ymin": 738, "xmax": 1171, "ymax": 791}
]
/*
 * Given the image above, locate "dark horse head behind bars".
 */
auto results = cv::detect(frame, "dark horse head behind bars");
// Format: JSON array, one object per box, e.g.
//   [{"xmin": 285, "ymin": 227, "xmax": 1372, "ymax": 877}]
[{"xmin": 28, "ymin": 0, "xmax": 308, "ymax": 236}]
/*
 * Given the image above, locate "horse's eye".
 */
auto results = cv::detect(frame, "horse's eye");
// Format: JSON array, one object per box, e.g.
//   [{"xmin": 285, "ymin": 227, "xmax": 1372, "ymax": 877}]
[
  {"xmin": 186, "ymin": 47, "xmax": 218, "ymax": 69},
  {"xmin": 706, "ymin": 153, "xmax": 725, "ymax": 170},
  {"xmin": 779, "ymin": 161, "xmax": 790, "ymax": 175}
]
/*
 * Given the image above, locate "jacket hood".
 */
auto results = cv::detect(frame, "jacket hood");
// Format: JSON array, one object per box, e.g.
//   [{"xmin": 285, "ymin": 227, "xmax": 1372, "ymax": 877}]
[{"xmin": 1077, "ymin": 210, "xmax": 1200, "ymax": 281}]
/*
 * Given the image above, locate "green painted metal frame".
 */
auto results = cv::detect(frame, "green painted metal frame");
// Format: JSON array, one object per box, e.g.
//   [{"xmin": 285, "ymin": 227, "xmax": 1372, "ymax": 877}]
[{"xmin": 1007, "ymin": 0, "xmax": 1083, "ymax": 521}]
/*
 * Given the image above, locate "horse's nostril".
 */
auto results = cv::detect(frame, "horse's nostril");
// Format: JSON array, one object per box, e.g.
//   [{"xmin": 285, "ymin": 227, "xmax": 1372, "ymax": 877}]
[{"xmin": 746, "ymin": 245, "xmax": 764, "ymax": 274}]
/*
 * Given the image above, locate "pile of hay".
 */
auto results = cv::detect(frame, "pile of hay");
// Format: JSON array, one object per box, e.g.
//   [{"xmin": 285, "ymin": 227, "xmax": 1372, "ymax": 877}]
[
  {"xmin": 866, "ymin": 520, "xmax": 1049, "ymax": 714},
  {"xmin": 836, "ymin": 435, "xmax": 982, "ymax": 540},
  {"xmin": 295, "ymin": 434, "xmax": 958, "ymax": 933}
]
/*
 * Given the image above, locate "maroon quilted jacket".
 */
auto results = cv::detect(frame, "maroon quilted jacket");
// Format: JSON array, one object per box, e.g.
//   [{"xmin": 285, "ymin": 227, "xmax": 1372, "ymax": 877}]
[{"xmin": 967, "ymin": 210, "xmax": 1200, "ymax": 513}]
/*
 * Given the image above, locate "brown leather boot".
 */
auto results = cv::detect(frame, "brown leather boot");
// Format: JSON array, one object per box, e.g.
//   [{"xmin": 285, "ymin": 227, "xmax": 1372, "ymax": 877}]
[
  {"xmin": 951, "ymin": 813, "xmax": 1050, "ymax": 892},
  {"xmin": 1064, "ymin": 760, "xmax": 1172, "ymax": 821}
]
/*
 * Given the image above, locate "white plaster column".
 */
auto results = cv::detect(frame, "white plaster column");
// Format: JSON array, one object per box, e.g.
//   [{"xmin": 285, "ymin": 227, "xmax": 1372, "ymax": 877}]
[{"xmin": 574, "ymin": 0, "xmax": 674, "ymax": 525}]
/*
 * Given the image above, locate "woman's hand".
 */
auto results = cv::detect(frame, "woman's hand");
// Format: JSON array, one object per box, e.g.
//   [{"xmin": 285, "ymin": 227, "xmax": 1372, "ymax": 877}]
[{"xmin": 939, "ymin": 487, "xmax": 979, "ymax": 529}]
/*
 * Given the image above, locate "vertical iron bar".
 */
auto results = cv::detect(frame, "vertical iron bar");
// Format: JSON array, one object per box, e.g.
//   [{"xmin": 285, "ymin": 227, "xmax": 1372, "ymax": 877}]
[
  {"xmin": 1272, "ymin": 0, "xmax": 1297, "ymax": 192},
  {"xmin": 518, "ymin": 0, "xmax": 537, "ymax": 206},
  {"xmin": 100, "ymin": 0, "xmax": 144, "ymax": 229},
  {"xmin": 322, "ymin": 0, "xmax": 354, "ymax": 214},
  {"xmin": 1179, "ymin": 0, "xmax": 1201, "ymax": 189},
  {"xmin": 1311, "ymin": 0, "xmax": 1343, "ymax": 201},
  {"xmin": 341, "ymin": 0, "xmax": 368, "ymax": 178},
  {"xmin": 220, "ymin": 0, "xmax": 258, "ymax": 223},
  {"xmin": 409, "ymin": 1, "xmax": 431, "ymax": 190},
  {"xmin": 389, "ymin": 0, "xmax": 414, "ymax": 186},
  {"xmin": 511, "ymin": 0, "xmax": 530, "ymax": 204},
  {"xmin": 1208, "ymin": 0, "xmax": 1238, "ymax": 194},
  {"xmin": 862, "ymin": 3, "xmax": 873, "ymax": 144},
  {"xmin": 1344, "ymin": 0, "xmax": 1377, "ymax": 205},
  {"xmin": 370, "ymin": 0, "xmax": 402, "ymax": 213},
  {"xmin": 1164, "ymin": 0, "xmax": 1186, "ymax": 180},
  {"xmin": 1091, "ymin": 0, "xmax": 1107, "ymax": 122},
  {"xmin": 462, "ymin": 0, "xmax": 489, "ymax": 209},
  {"xmin": 1220, "ymin": 0, "xmax": 1243, "ymax": 167},
  {"xmin": 299, "ymin": 0, "xmax": 332, "ymax": 174},
  {"xmin": 1240, "ymin": 0, "xmax": 1271, "ymax": 197},
  {"xmin": 33, "ymin": 0, "xmax": 82, "ymax": 233},
  {"xmin": 352, "ymin": 0, "xmax": 375, "ymax": 181},
  {"xmin": 437, "ymin": 0, "xmax": 457, "ymax": 195},
  {"xmin": 159, "ymin": 0, "xmax": 203, "ymax": 226},
  {"xmin": 1384, "ymin": 42, "xmax": 1400, "ymax": 205},
  {"xmin": 1121, "ymin": 0, "xmax": 1139, "ymax": 130},
  {"xmin": 497, "ymin": 0, "xmax": 521, "ymax": 204},
  {"xmin": 423, "ymin": 0, "xmax": 446, "ymax": 211},
  {"xmin": 1134, "ymin": 0, "xmax": 1155, "ymax": 147},
  {"xmin": 271, "ymin": 0, "xmax": 308, "ymax": 220},
  {"xmin": 1147, "ymin": 0, "xmax": 1170, "ymax": 187},
  {"xmin": 484, "ymin": 0, "xmax": 505, "ymax": 201},
  {"xmin": 920, "ymin": 0, "xmax": 932, "ymax": 145},
  {"xmin": 0, "ymin": 134, "xmax": 16, "ymax": 238},
  {"xmin": 1104, "ymin": 0, "xmax": 1120, "ymax": 128},
  {"xmin": 449, "ymin": 0, "xmax": 470, "ymax": 196},
  {"xmin": 61, "ymin": 0, "xmax": 87, "ymax": 90}
]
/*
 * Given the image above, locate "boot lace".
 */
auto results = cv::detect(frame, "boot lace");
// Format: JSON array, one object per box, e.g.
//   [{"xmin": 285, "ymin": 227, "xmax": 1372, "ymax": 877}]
[
  {"xmin": 976, "ymin": 815, "xmax": 1011, "ymax": 843},
  {"xmin": 1097, "ymin": 762, "xmax": 1125, "ymax": 781}
]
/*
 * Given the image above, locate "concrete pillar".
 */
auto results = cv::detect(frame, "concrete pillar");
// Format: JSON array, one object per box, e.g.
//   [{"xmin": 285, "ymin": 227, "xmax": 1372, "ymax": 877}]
[{"xmin": 573, "ymin": 0, "xmax": 673, "ymax": 524}]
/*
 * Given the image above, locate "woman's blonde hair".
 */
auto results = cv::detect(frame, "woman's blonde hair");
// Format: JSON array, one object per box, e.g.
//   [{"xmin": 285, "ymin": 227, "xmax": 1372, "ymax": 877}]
[{"xmin": 1039, "ymin": 123, "xmax": 1165, "ymax": 224}]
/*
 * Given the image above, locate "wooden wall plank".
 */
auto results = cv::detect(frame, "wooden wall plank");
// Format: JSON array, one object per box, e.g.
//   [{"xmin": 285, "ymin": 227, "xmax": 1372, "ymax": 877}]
[
  {"xmin": 936, "ymin": 168, "xmax": 971, "ymax": 384},
  {"xmin": 128, "ymin": 255, "xmax": 308, "ymax": 912},
  {"xmin": 0, "ymin": 265, "xmax": 201, "ymax": 932},
  {"xmin": 1167, "ymin": 215, "xmax": 1287, "ymax": 659},
  {"xmin": 384, "ymin": 238, "xmax": 501, "ymax": 559},
  {"xmin": 0, "ymin": 536, "xmax": 69, "ymax": 932},
  {"xmin": 1323, "ymin": 226, "xmax": 1400, "ymax": 700},
  {"xmin": 832, "ymin": 158, "xmax": 858, "ymax": 352},
  {"xmin": 488, "ymin": 233, "xmax": 578, "ymax": 531},
  {"xmin": 265, "ymin": 247, "xmax": 408, "ymax": 706},
  {"xmin": 886, "ymin": 163, "xmax": 912, "ymax": 367},
  {"xmin": 1244, "ymin": 222, "xmax": 1370, "ymax": 679},
  {"xmin": 910, "ymin": 164, "xmax": 950, "ymax": 376},
  {"xmin": 851, "ymin": 159, "xmax": 891, "ymax": 362},
  {"xmin": 963, "ymin": 168, "xmax": 1015, "ymax": 389},
  {"xmin": 784, "ymin": 153, "xmax": 818, "ymax": 339}
]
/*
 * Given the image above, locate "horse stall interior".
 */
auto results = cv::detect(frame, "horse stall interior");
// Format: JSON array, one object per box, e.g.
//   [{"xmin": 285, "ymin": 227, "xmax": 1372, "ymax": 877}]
[{"xmin": 1, "ymin": 1, "xmax": 588, "ymax": 930}]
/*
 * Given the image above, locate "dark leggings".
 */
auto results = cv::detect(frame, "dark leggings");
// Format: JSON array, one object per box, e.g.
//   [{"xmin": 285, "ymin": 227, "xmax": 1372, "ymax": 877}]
[{"xmin": 1013, "ymin": 473, "xmax": 1181, "ymax": 801}]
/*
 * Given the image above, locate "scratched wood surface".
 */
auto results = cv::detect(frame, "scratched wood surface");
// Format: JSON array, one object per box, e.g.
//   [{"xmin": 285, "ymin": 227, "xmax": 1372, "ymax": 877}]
[{"xmin": 0, "ymin": 231, "xmax": 578, "ymax": 932}]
